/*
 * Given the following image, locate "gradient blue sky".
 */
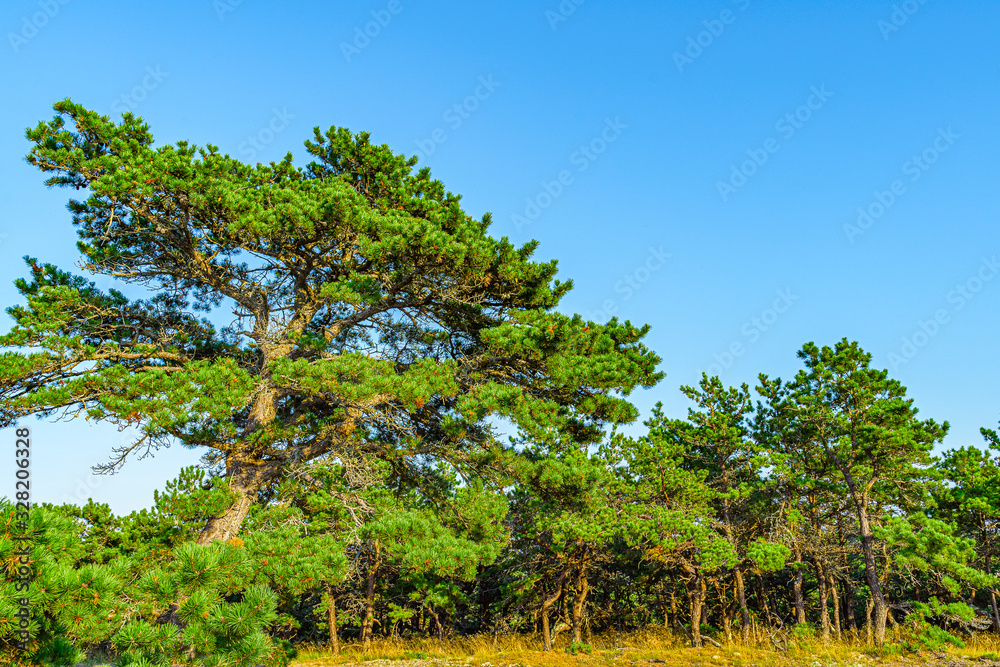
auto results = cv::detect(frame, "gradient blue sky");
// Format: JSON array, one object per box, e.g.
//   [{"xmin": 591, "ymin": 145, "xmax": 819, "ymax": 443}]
[{"xmin": 2, "ymin": 0, "xmax": 999, "ymax": 513}]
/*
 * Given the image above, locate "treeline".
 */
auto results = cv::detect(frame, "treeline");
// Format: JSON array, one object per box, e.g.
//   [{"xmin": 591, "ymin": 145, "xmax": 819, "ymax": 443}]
[{"xmin": 2, "ymin": 339, "xmax": 999, "ymax": 666}]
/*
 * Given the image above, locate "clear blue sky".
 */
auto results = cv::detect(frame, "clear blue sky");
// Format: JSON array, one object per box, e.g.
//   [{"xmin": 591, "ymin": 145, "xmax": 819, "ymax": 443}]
[{"xmin": 2, "ymin": 0, "xmax": 999, "ymax": 513}]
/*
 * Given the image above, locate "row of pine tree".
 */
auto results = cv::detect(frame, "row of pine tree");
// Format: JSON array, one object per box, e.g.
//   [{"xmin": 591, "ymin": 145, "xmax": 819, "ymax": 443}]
[{"xmin": 3, "ymin": 340, "xmax": 999, "ymax": 666}]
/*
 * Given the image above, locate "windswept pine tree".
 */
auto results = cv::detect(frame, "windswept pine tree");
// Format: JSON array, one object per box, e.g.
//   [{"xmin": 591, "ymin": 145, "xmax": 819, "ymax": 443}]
[{"xmin": 1, "ymin": 100, "xmax": 662, "ymax": 544}]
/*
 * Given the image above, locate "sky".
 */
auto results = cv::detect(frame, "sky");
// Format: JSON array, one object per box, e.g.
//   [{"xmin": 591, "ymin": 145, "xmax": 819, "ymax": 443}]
[{"xmin": 1, "ymin": 0, "xmax": 999, "ymax": 514}]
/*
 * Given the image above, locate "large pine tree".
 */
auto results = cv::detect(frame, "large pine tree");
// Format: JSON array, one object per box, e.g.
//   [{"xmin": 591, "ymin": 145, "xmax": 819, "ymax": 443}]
[{"xmin": 1, "ymin": 100, "xmax": 662, "ymax": 544}]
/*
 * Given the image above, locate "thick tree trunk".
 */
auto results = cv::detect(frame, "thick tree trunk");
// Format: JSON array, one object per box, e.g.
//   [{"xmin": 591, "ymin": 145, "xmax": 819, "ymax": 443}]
[
  {"xmin": 688, "ymin": 573, "xmax": 705, "ymax": 648},
  {"xmin": 874, "ymin": 600, "xmax": 888, "ymax": 643},
  {"xmin": 197, "ymin": 380, "xmax": 280, "ymax": 545},
  {"xmin": 541, "ymin": 567, "xmax": 568, "ymax": 651},
  {"xmin": 196, "ymin": 456, "xmax": 268, "ymax": 545},
  {"xmin": 735, "ymin": 566, "xmax": 751, "ymax": 644}
]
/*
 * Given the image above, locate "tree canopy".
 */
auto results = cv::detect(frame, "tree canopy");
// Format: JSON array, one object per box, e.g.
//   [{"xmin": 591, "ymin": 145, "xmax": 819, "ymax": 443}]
[{"xmin": 2, "ymin": 99, "xmax": 662, "ymax": 543}]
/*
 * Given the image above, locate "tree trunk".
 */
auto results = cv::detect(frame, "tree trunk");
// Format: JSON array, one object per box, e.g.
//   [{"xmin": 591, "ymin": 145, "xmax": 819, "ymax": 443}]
[
  {"xmin": 571, "ymin": 555, "xmax": 590, "ymax": 645},
  {"xmin": 816, "ymin": 561, "xmax": 830, "ymax": 641},
  {"xmin": 198, "ymin": 371, "xmax": 280, "ymax": 544},
  {"xmin": 844, "ymin": 576, "xmax": 857, "ymax": 639},
  {"xmin": 829, "ymin": 575, "xmax": 841, "ymax": 642},
  {"xmin": 428, "ymin": 606, "xmax": 444, "ymax": 640},
  {"xmin": 717, "ymin": 578, "xmax": 732, "ymax": 644},
  {"xmin": 700, "ymin": 577, "xmax": 709, "ymax": 626},
  {"xmin": 476, "ymin": 564, "xmax": 494, "ymax": 633},
  {"xmin": 987, "ymin": 555, "xmax": 1000, "ymax": 634},
  {"xmin": 757, "ymin": 574, "xmax": 771, "ymax": 623},
  {"xmin": 670, "ymin": 587, "xmax": 679, "ymax": 632},
  {"xmin": 541, "ymin": 567, "xmax": 568, "ymax": 651},
  {"xmin": 792, "ymin": 564, "xmax": 806, "ymax": 625},
  {"xmin": 841, "ymin": 466, "xmax": 889, "ymax": 645},
  {"xmin": 735, "ymin": 566, "xmax": 751, "ymax": 644},
  {"xmin": 874, "ymin": 600, "xmax": 888, "ymax": 643},
  {"xmin": 688, "ymin": 572, "xmax": 704, "ymax": 648},
  {"xmin": 196, "ymin": 456, "xmax": 270, "ymax": 544},
  {"xmin": 864, "ymin": 595, "xmax": 874, "ymax": 646},
  {"xmin": 989, "ymin": 587, "xmax": 1000, "ymax": 634},
  {"xmin": 361, "ymin": 543, "xmax": 380, "ymax": 649},
  {"xmin": 325, "ymin": 585, "xmax": 339, "ymax": 654}
]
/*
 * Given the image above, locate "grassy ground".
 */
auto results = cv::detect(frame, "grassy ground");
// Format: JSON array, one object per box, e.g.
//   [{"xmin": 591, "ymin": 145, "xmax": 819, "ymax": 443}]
[{"xmin": 290, "ymin": 630, "xmax": 1000, "ymax": 667}]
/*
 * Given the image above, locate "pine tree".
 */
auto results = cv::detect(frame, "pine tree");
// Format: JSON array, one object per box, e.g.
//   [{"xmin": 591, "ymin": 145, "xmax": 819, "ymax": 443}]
[
  {"xmin": 935, "ymin": 433, "xmax": 1000, "ymax": 633},
  {"xmin": 674, "ymin": 374, "xmax": 761, "ymax": 642},
  {"xmin": 607, "ymin": 404, "xmax": 736, "ymax": 648},
  {"xmin": 507, "ymin": 446, "xmax": 615, "ymax": 650},
  {"xmin": 2, "ymin": 100, "xmax": 662, "ymax": 545},
  {"xmin": 762, "ymin": 339, "xmax": 948, "ymax": 645}
]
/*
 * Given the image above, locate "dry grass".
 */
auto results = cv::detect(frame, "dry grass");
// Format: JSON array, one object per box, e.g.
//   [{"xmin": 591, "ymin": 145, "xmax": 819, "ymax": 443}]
[{"xmin": 290, "ymin": 629, "xmax": 1000, "ymax": 667}]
